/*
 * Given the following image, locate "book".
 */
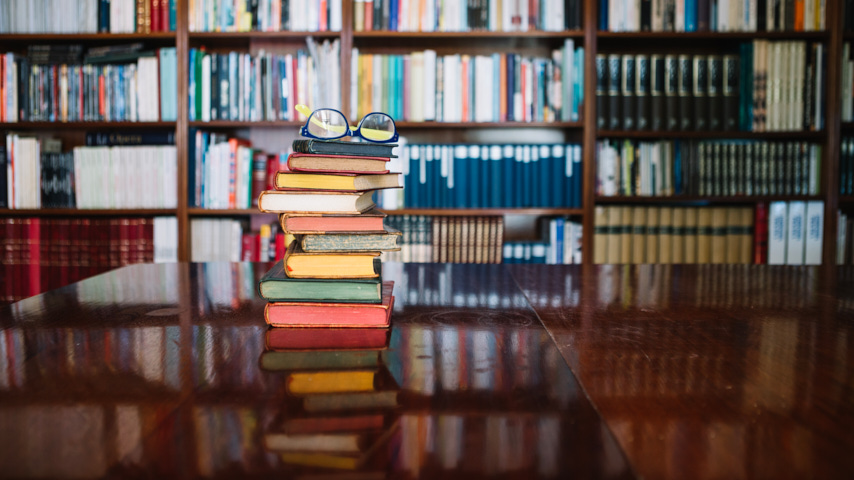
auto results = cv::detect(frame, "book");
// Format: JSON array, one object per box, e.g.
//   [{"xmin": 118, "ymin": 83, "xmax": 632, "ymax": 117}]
[
  {"xmin": 258, "ymin": 190, "xmax": 376, "ymax": 214},
  {"xmin": 265, "ymin": 282, "xmax": 395, "ymax": 328},
  {"xmin": 292, "ymin": 139, "xmax": 398, "ymax": 158},
  {"xmin": 288, "ymin": 370, "xmax": 378, "ymax": 395},
  {"xmin": 277, "ymin": 419, "xmax": 400, "ymax": 470},
  {"xmin": 258, "ymin": 260, "xmax": 383, "ymax": 303},
  {"xmin": 299, "ymin": 227, "xmax": 401, "ymax": 253},
  {"xmin": 266, "ymin": 327, "xmax": 390, "ymax": 352},
  {"xmin": 287, "ymin": 153, "xmax": 391, "ymax": 174},
  {"xmin": 768, "ymin": 201, "xmax": 788, "ymax": 264},
  {"xmin": 302, "ymin": 391, "xmax": 399, "ymax": 413},
  {"xmin": 284, "ymin": 241, "xmax": 382, "ymax": 279},
  {"xmin": 275, "ymin": 172, "xmax": 402, "ymax": 192},
  {"xmin": 260, "ymin": 351, "xmax": 383, "ymax": 371},
  {"xmin": 281, "ymin": 209, "xmax": 387, "ymax": 234}
]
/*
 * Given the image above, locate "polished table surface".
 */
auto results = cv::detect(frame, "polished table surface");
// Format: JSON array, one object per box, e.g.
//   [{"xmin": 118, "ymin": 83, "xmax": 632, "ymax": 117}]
[{"xmin": 0, "ymin": 262, "xmax": 852, "ymax": 479}]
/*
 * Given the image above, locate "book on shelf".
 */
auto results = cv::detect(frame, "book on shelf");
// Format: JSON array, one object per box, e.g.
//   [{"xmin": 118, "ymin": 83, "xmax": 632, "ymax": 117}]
[
  {"xmin": 190, "ymin": 0, "xmax": 342, "ymax": 32},
  {"xmin": 287, "ymin": 153, "xmax": 391, "ymax": 174},
  {"xmin": 298, "ymin": 227, "xmax": 402, "ymax": 253},
  {"xmin": 382, "ymin": 143, "xmax": 581, "ymax": 210},
  {"xmin": 258, "ymin": 190, "xmax": 376, "ymax": 214},
  {"xmin": 351, "ymin": 42, "xmax": 583, "ymax": 122},
  {"xmin": 0, "ymin": 0, "xmax": 176, "ymax": 34},
  {"xmin": 596, "ymin": 139, "xmax": 821, "ymax": 197},
  {"xmin": 275, "ymin": 171, "xmax": 402, "ymax": 192},
  {"xmin": 292, "ymin": 139, "xmax": 397, "ymax": 158},
  {"xmin": 601, "ymin": 0, "xmax": 825, "ymax": 32},
  {"xmin": 354, "ymin": 0, "xmax": 581, "ymax": 31},
  {"xmin": 258, "ymin": 260, "xmax": 383, "ymax": 303},
  {"xmin": 280, "ymin": 209, "xmax": 388, "ymax": 234},
  {"xmin": 283, "ymin": 241, "xmax": 382, "ymax": 279},
  {"xmin": 189, "ymin": 39, "xmax": 341, "ymax": 122},
  {"xmin": 265, "ymin": 282, "xmax": 395, "ymax": 328},
  {"xmin": 266, "ymin": 327, "xmax": 390, "ymax": 350},
  {"xmin": 382, "ymin": 215, "xmax": 507, "ymax": 264}
]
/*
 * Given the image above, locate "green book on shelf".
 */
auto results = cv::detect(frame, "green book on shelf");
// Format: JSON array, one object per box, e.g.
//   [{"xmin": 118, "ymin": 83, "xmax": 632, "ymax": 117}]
[{"xmin": 258, "ymin": 260, "xmax": 383, "ymax": 303}]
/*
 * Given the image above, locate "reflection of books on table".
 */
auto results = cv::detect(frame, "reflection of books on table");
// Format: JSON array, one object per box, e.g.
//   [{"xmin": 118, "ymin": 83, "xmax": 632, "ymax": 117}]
[
  {"xmin": 264, "ymin": 282, "xmax": 394, "ymax": 328},
  {"xmin": 265, "ymin": 328, "xmax": 390, "ymax": 351},
  {"xmin": 274, "ymin": 419, "xmax": 400, "ymax": 470}
]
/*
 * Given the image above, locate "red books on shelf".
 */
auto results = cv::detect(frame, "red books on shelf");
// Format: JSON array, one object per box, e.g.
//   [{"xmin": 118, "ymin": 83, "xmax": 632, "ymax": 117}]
[{"xmin": 265, "ymin": 282, "xmax": 394, "ymax": 328}]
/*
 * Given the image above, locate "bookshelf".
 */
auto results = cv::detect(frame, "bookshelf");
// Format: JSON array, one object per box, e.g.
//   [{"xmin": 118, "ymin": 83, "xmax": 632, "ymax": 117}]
[{"xmin": 0, "ymin": 0, "xmax": 850, "ymax": 278}]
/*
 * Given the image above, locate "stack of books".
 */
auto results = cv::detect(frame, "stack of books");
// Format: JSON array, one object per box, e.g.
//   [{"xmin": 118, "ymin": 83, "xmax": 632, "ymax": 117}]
[
  {"xmin": 257, "ymin": 138, "xmax": 402, "ymax": 328},
  {"xmin": 260, "ymin": 327, "xmax": 400, "ymax": 470}
]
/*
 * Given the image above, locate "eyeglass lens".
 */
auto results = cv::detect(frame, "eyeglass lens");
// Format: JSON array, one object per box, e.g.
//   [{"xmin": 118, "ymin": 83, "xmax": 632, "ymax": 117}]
[
  {"xmin": 358, "ymin": 113, "xmax": 395, "ymax": 141},
  {"xmin": 307, "ymin": 109, "xmax": 348, "ymax": 139}
]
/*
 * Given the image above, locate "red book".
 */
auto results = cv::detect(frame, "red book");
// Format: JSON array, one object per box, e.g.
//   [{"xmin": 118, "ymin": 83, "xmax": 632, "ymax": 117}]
[
  {"xmin": 265, "ymin": 282, "xmax": 394, "ymax": 328},
  {"xmin": 24, "ymin": 218, "xmax": 40, "ymax": 298},
  {"xmin": 286, "ymin": 153, "xmax": 390, "ymax": 175},
  {"xmin": 151, "ymin": 0, "xmax": 161, "ymax": 32},
  {"xmin": 364, "ymin": 0, "xmax": 374, "ymax": 31},
  {"xmin": 754, "ymin": 203, "xmax": 769, "ymax": 264},
  {"xmin": 275, "ymin": 232, "xmax": 286, "ymax": 261},
  {"xmin": 280, "ymin": 208, "xmax": 387, "ymax": 234},
  {"xmin": 281, "ymin": 415, "xmax": 385, "ymax": 435},
  {"xmin": 266, "ymin": 154, "xmax": 280, "ymax": 192},
  {"xmin": 266, "ymin": 326, "xmax": 391, "ymax": 351}
]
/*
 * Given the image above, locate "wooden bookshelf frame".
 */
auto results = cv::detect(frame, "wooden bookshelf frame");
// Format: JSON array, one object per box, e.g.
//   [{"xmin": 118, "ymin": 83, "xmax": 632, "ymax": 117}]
[{"xmin": 0, "ymin": 0, "xmax": 847, "ymax": 266}]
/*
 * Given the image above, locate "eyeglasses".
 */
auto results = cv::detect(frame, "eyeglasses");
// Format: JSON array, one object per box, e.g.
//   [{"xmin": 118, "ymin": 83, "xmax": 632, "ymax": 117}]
[{"xmin": 296, "ymin": 104, "xmax": 398, "ymax": 143}]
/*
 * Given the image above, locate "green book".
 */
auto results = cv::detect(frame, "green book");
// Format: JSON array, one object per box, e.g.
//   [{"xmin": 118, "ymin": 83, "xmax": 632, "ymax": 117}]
[
  {"xmin": 258, "ymin": 260, "xmax": 383, "ymax": 303},
  {"xmin": 260, "ymin": 350, "xmax": 383, "ymax": 371},
  {"xmin": 298, "ymin": 227, "xmax": 401, "ymax": 253}
]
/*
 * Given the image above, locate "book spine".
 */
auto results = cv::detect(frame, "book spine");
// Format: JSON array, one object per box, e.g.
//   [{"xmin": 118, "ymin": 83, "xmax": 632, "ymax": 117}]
[
  {"xmin": 607, "ymin": 54, "xmax": 621, "ymax": 130},
  {"xmin": 621, "ymin": 55, "xmax": 636, "ymax": 130},
  {"xmin": 636, "ymin": 54, "xmax": 650, "ymax": 130}
]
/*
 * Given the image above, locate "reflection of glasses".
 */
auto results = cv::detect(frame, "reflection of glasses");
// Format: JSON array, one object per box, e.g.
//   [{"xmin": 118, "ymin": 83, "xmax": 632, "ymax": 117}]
[{"xmin": 296, "ymin": 104, "xmax": 398, "ymax": 143}]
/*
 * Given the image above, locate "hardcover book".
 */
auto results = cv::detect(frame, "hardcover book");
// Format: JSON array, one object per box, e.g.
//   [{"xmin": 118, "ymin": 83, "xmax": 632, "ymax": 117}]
[
  {"xmin": 258, "ymin": 260, "xmax": 383, "ymax": 303},
  {"xmin": 292, "ymin": 139, "xmax": 398, "ymax": 158},
  {"xmin": 258, "ymin": 190, "xmax": 376, "ymax": 214},
  {"xmin": 287, "ymin": 152, "xmax": 391, "ymax": 174},
  {"xmin": 299, "ymin": 227, "xmax": 402, "ymax": 252},
  {"xmin": 265, "ymin": 282, "xmax": 395, "ymax": 328},
  {"xmin": 280, "ymin": 209, "xmax": 388, "ymax": 234},
  {"xmin": 275, "ymin": 172, "xmax": 402, "ymax": 192},
  {"xmin": 266, "ymin": 327, "xmax": 390, "ymax": 351},
  {"xmin": 284, "ymin": 241, "xmax": 382, "ymax": 279}
]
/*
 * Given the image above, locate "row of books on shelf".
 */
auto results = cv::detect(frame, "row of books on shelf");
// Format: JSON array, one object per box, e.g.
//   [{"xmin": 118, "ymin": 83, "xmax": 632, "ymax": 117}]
[
  {"xmin": 190, "ymin": 218, "xmax": 286, "ymax": 263},
  {"xmin": 190, "ymin": 0, "xmax": 342, "ymax": 32},
  {"xmin": 600, "ymin": 0, "xmax": 826, "ymax": 32},
  {"xmin": 377, "ymin": 143, "xmax": 582, "ymax": 210},
  {"xmin": 0, "ymin": 216, "xmax": 177, "ymax": 303},
  {"xmin": 351, "ymin": 42, "xmax": 583, "ymax": 123},
  {"xmin": 596, "ymin": 139, "xmax": 821, "ymax": 197},
  {"xmin": 0, "ymin": 46, "xmax": 177, "ymax": 123},
  {"xmin": 593, "ymin": 202, "xmax": 824, "ymax": 265},
  {"xmin": 188, "ymin": 130, "xmax": 270, "ymax": 209},
  {"xmin": 504, "ymin": 218, "xmax": 583, "ymax": 264},
  {"xmin": 839, "ymin": 136, "xmax": 854, "ymax": 195},
  {"xmin": 188, "ymin": 39, "xmax": 340, "ymax": 122},
  {"xmin": 596, "ymin": 42, "xmax": 824, "ymax": 133},
  {"xmin": 841, "ymin": 43, "xmax": 854, "ymax": 123},
  {"xmin": 0, "ymin": 0, "xmax": 176, "ymax": 34},
  {"xmin": 382, "ymin": 215, "xmax": 505, "ymax": 264},
  {"xmin": 1, "ymin": 136, "xmax": 177, "ymax": 209},
  {"xmin": 352, "ymin": 0, "xmax": 583, "ymax": 32}
]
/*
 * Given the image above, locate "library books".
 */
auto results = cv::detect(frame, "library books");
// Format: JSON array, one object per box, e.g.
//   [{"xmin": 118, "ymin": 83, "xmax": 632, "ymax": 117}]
[
  {"xmin": 292, "ymin": 139, "xmax": 397, "ymax": 158},
  {"xmin": 258, "ymin": 261, "xmax": 383, "ymax": 303},
  {"xmin": 0, "ymin": 216, "xmax": 177, "ymax": 302},
  {"xmin": 382, "ymin": 215, "xmax": 506, "ymax": 264},
  {"xmin": 299, "ymin": 227, "xmax": 402, "ymax": 252},
  {"xmin": 190, "ymin": 0, "xmax": 342, "ymax": 32},
  {"xmin": 189, "ymin": 130, "xmax": 265, "ymax": 209},
  {"xmin": 351, "ymin": 41, "xmax": 583, "ymax": 123},
  {"xmin": 190, "ymin": 217, "xmax": 287, "ymax": 262},
  {"xmin": 258, "ymin": 190, "xmax": 376, "ymax": 214},
  {"xmin": 382, "ymin": 143, "xmax": 583, "ymax": 210},
  {"xmin": 504, "ymin": 217, "xmax": 583, "ymax": 264},
  {"xmin": 275, "ymin": 172, "xmax": 402, "ymax": 192},
  {"xmin": 188, "ymin": 39, "xmax": 341, "ymax": 122},
  {"xmin": 354, "ymin": 0, "xmax": 582, "ymax": 31},
  {"xmin": 0, "ymin": 46, "xmax": 176, "ymax": 123},
  {"xmin": 281, "ymin": 209, "xmax": 388, "ymax": 234},
  {"xmin": 287, "ymin": 153, "xmax": 391, "ymax": 174},
  {"xmin": 283, "ymin": 241, "xmax": 381, "ymax": 279},
  {"xmin": 0, "ymin": 0, "xmax": 177, "ymax": 34},
  {"xmin": 767, "ymin": 200, "xmax": 824, "ymax": 265},
  {"xmin": 596, "ymin": 44, "xmax": 823, "ymax": 132},
  {"xmin": 265, "ymin": 282, "xmax": 395, "ymax": 328},
  {"xmin": 601, "ymin": 0, "xmax": 826, "ymax": 32},
  {"xmin": 597, "ymin": 139, "xmax": 821, "ymax": 197}
]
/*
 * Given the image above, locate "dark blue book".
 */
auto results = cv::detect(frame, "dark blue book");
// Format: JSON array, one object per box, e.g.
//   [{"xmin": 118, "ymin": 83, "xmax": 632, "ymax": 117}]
[
  {"xmin": 468, "ymin": 145, "xmax": 480, "ymax": 208},
  {"xmin": 389, "ymin": 0, "xmax": 398, "ymax": 31},
  {"xmin": 674, "ymin": 141, "xmax": 683, "ymax": 195},
  {"xmin": 490, "ymin": 145, "xmax": 501, "ymax": 208},
  {"xmin": 169, "ymin": 0, "xmax": 177, "ymax": 31},
  {"xmin": 506, "ymin": 54, "xmax": 515, "ymax": 121},
  {"xmin": 454, "ymin": 145, "xmax": 467, "ymax": 208},
  {"xmin": 513, "ymin": 146, "xmax": 524, "ymax": 207},
  {"xmin": 537, "ymin": 145, "xmax": 550, "ymax": 207},
  {"xmin": 599, "ymin": 0, "xmax": 608, "ymax": 30},
  {"xmin": 572, "ymin": 145, "xmax": 582, "ymax": 208},
  {"xmin": 99, "ymin": 0, "xmax": 110, "ymax": 32},
  {"xmin": 479, "ymin": 145, "xmax": 489, "ymax": 208},
  {"xmin": 501, "ymin": 145, "xmax": 513, "ymax": 207}
]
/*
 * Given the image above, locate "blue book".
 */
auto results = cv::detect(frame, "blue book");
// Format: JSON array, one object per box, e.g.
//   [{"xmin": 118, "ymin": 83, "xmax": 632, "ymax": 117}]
[
  {"xmin": 418, "ymin": 145, "xmax": 428, "ymax": 208},
  {"xmin": 685, "ymin": 0, "xmax": 697, "ymax": 32},
  {"xmin": 513, "ymin": 145, "xmax": 524, "ymax": 207},
  {"xmin": 169, "ymin": 0, "xmax": 177, "ymax": 31},
  {"xmin": 572, "ymin": 145, "xmax": 582, "ymax": 208},
  {"xmin": 599, "ymin": 0, "xmax": 608, "ymax": 30},
  {"xmin": 555, "ymin": 217, "xmax": 565, "ymax": 264},
  {"xmin": 479, "ymin": 145, "xmax": 489, "ymax": 207},
  {"xmin": 424, "ymin": 145, "xmax": 434, "ymax": 207},
  {"xmin": 551, "ymin": 145, "xmax": 565, "ymax": 207},
  {"xmin": 506, "ymin": 54, "xmax": 515, "ymax": 121},
  {"xmin": 574, "ymin": 48, "xmax": 584, "ymax": 121},
  {"xmin": 538, "ymin": 145, "xmax": 550, "ymax": 207},
  {"xmin": 490, "ymin": 145, "xmax": 501, "ymax": 208},
  {"xmin": 521, "ymin": 145, "xmax": 531, "ymax": 207},
  {"xmin": 189, "ymin": 49, "xmax": 196, "ymax": 121},
  {"xmin": 468, "ymin": 145, "xmax": 480, "ymax": 208},
  {"xmin": 454, "ymin": 145, "xmax": 468, "ymax": 208},
  {"xmin": 674, "ymin": 141, "xmax": 682, "ymax": 194},
  {"xmin": 390, "ymin": 0, "xmax": 398, "ymax": 31},
  {"xmin": 502, "ymin": 145, "xmax": 514, "ymax": 207}
]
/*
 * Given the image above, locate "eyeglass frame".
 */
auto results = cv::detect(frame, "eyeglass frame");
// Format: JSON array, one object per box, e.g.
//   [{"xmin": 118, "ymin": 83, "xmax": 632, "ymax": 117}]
[{"xmin": 297, "ymin": 105, "xmax": 399, "ymax": 144}]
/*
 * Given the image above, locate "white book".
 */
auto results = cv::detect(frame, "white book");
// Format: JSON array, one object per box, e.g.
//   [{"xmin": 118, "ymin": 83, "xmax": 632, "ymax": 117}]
[
  {"xmin": 330, "ymin": 0, "xmax": 342, "ymax": 31},
  {"xmin": 768, "ymin": 201, "xmax": 788, "ymax": 264},
  {"xmin": 786, "ymin": 201, "xmax": 806, "ymax": 265},
  {"xmin": 804, "ymin": 201, "xmax": 824, "ymax": 265},
  {"xmin": 372, "ymin": 54, "xmax": 383, "ymax": 114},
  {"xmin": 423, "ymin": 50, "xmax": 437, "ymax": 121},
  {"xmin": 675, "ymin": 0, "xmax": 684, "ymax": 31},
  {"xmin": 474, "ymin": 56, "xmax": 493, "ymax": 122},
  {"xmin": 350, "ymin": 47, "xmax": 359, "ymax": 121},
  {"xmin": 410, "ymin": 52, "xmax": 424, "ymax": 122}
]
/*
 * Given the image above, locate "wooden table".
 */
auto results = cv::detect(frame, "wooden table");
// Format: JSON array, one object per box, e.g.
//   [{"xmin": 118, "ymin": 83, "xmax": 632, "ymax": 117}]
[{"xmin": 1, "ymin": 262, "xmax": 852, "ymax": 479}]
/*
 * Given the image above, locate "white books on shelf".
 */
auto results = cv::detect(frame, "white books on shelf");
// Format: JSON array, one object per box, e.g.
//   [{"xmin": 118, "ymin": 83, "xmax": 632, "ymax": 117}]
[
  {"xmin": 786, "ymin": 201, "xmax": 806, "ymax": 265},
  {"xmin": 768, "ymin": 201, "xmax": 788, "ymax": 265},
  {"xmin": 804, "ymin": 201, "xmax": 824, "ymax": 265}
]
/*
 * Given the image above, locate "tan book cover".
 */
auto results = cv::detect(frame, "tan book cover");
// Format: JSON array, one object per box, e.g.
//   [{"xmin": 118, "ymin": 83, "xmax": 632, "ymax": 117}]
[
  {"xmin": 594, "ymin": 206, "xmax": 609, "ymax": 264},
  {"xmin": 452, "ymin": 217, "xmax": 462, "ymax": 264},
  {"xmin": 739, "ymin": 207, "xmax": 755, "ymax": 264},
  {"xmin": 659, "ymin": 207, "xmax": 673, "ymax": 264},
  {"xmin": 432, "ymin": 215, "xmax": 442, "ymax": 263},
  {"xmin": 711, "ymin": 207, "xmax": 729, "ymax": 264},
  {"xmin": 646, "ymin": 207, "xmax": 660, "ymax": 264},
  {"xmin": 461, "ymin": 217, "xmax": 471, "ymax": 264},
  {"xmin": 725, "ymin": 208, "xmax": 742, "ymax": 264},
  {"xmin": 684, "ymin": 208, "xmax": 698, "ymax": 263},
  {"xmin": 475, "ymin": 216, "xmax": 485, "ymax": 264},
  {"xmin": 438, "ymin": 217, "xmax": 448, "ymax": 263},
  {"xmin": 671, "ymin": 208, "xmax": 686, "ymax": 264},
  {"xmin": 620, "ymin": 207, "xmax": 633, "ymax": 263},
  {"xmin": 607, "ymin": 207, "xmax": 623, "ymax": 263},
  {"xmin": 631, "ymin": 206, "xmax": 647, "ymax": 264},
  {"xmin": 696, "ymin": 208, "xmax": 712, "ymax": 264}
]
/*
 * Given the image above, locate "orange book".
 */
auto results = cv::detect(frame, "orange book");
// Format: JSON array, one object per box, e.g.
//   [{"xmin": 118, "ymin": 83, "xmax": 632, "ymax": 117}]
[
  {"xmin": 365, "ymin": 0, "xmax": 374, "ymax": 31},
  {"xmin": 794, "ymin": 0, "xmax": 804, "ymax": 31},
  {"xmin": 227, "ymin": 137, "xmax": 251, "ymax": 208},
  {"xmin": 499, "ymin": 54, "xmax": 507, "ymax": 121},
  {"xmin": 265, "ymin": 282, "xmax": 394, "ymax": 328},
  {"xmin": 461, "ymin": 55, "xmax": 470, "ymax": 122},
  {"xmin": 283, "ymin": 241, "xmax": 381, "ymax": 279},
  {"xmin": 320, "ymin": 0, "xmax": 328, "ymax": 30}
]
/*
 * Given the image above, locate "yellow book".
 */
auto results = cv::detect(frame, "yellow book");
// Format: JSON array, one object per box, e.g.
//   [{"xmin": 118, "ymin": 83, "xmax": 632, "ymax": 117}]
[
  {"xmin": 281, "ymin": 452, "xmax": 359, "ymax": 470},
  {"xmin": 284, "ymin": 242, "xmax": 381, "ymax": 279},
  {"xmin": 725, "ymin": 207, "xmax": 742, "ymax": 264},
  {"xmin": 684, "ymin": 207, "xmax": 698, "ymax": 264},
  {"xmin": 631, "ymin": 206, "xmax": 646, "ymax": 264},
  {"xmin": 658, "ymin": 207, "xmax": 673, "ymax": 264},
  {"xmin": 287, "ymin": 370, "xmax": 377, "ymax": 395},
  {"xmin": 275, "ymin": 172, "xmax": 401, "ymax": 192},
  {"xmin": 671, "ymin": 208, "xmax": 685, "ymax": 264},
  {"xmin": 646, "ymin": 207, "xmax": 660, "ymax": 264},
  {"xmin": 594, "ymin": 206, "xmax": 608, "ymax": 264},
  {"xmin": 739, "ymin": 207, "xmax": 754, "ymax": 264}
]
